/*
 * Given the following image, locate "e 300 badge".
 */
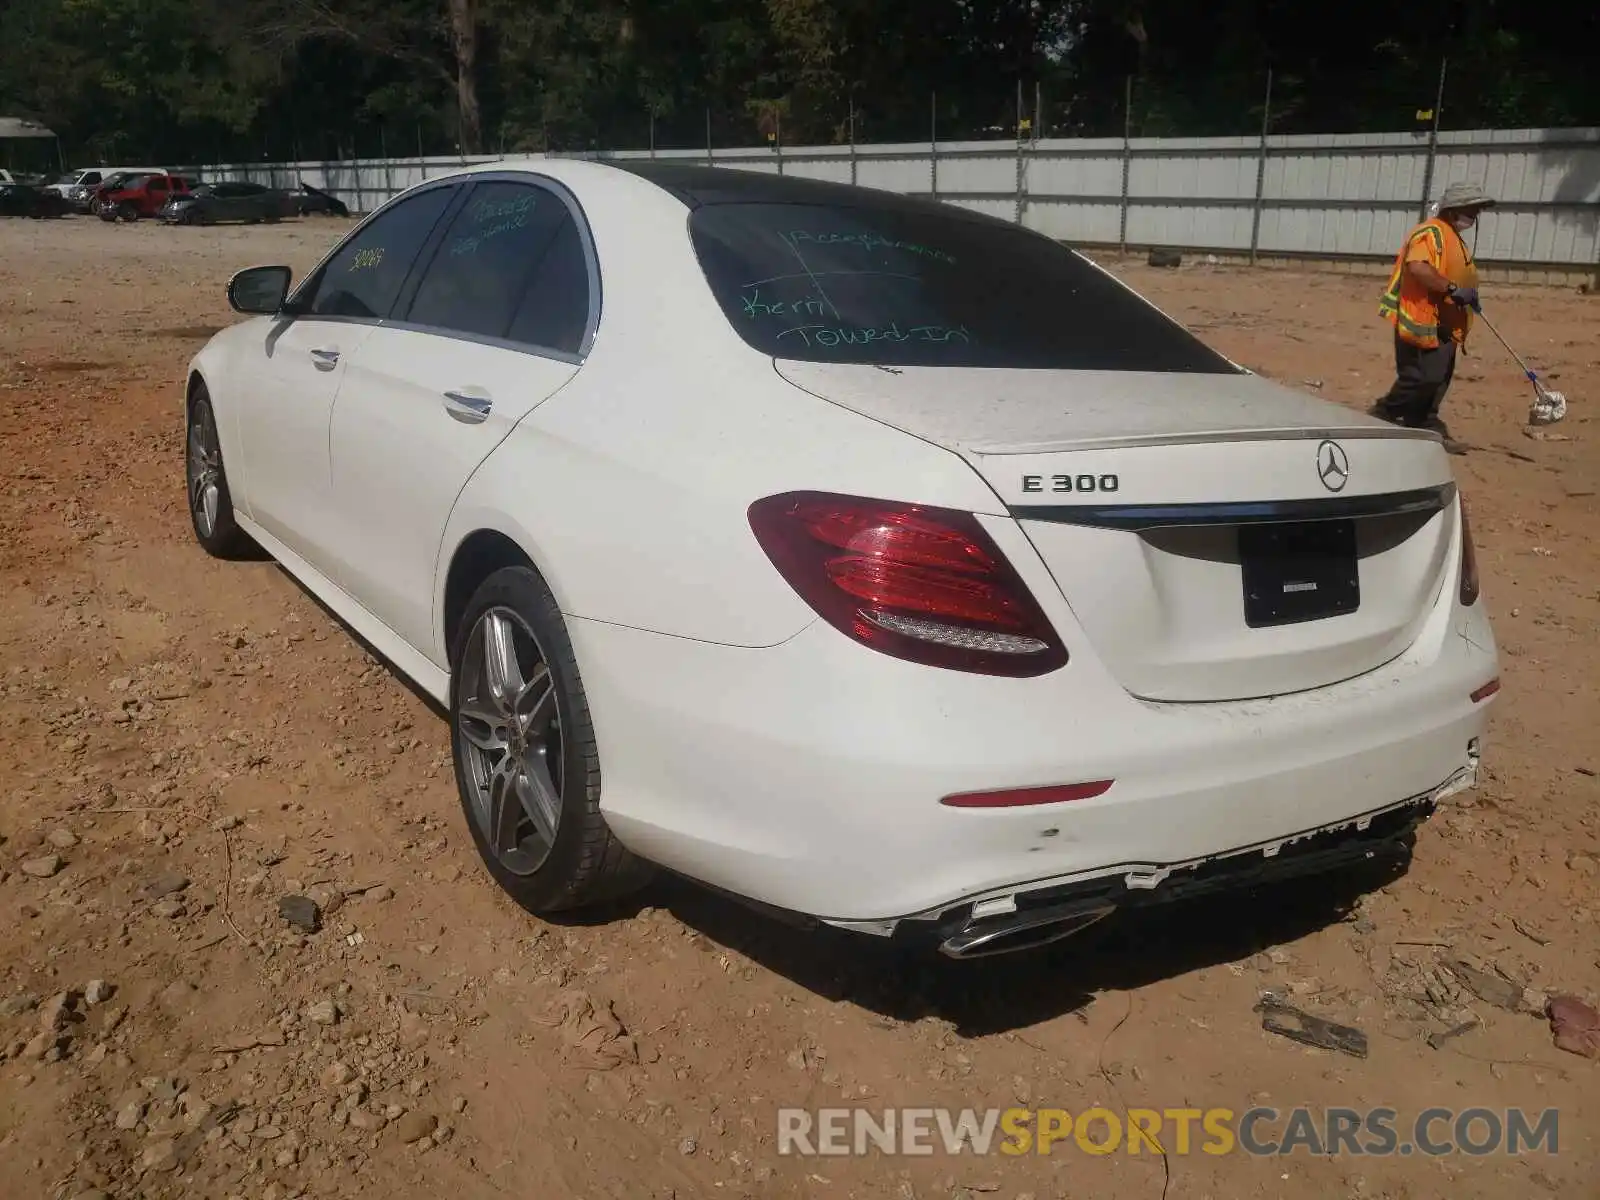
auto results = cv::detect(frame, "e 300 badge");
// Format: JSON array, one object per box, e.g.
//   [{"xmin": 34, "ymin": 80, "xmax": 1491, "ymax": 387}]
[{"xmin": 1020, "ymin": 474, "xmax": 1120, "ymax": 495}]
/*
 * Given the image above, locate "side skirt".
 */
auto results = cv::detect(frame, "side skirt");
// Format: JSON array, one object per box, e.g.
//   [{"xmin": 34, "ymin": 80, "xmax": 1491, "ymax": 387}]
[{"xmin": 233, "ymin": 512, "xmax": 452, "ymax": 706}]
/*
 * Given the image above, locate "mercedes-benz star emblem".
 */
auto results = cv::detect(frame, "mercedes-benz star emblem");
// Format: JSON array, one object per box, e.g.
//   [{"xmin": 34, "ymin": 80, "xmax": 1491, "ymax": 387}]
[{"xmin": 1316, "ymin": 439, "xmax": 1350, "ymax": 492}]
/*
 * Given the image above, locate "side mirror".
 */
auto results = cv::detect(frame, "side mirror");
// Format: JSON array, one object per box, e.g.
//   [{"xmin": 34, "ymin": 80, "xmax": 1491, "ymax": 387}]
[{"xmin": 228, "ymin": 265, "xmax": 292, "ymax": 315}]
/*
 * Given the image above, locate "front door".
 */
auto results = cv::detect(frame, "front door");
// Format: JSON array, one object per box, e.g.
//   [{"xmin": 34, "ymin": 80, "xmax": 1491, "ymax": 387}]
[
  {"xmin": 234, "ymin": 182, "xmax": 459, "ymax": 576},
  {"xmin": 326, "ymin": 176, "xmax": 597, "ymax": 661}
]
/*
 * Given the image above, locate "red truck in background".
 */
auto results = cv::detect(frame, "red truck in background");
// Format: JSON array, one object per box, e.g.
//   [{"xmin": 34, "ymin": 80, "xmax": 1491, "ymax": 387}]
[{"xmin": 94, "ymin": 172, "xmax": 193, "ymax": 221}]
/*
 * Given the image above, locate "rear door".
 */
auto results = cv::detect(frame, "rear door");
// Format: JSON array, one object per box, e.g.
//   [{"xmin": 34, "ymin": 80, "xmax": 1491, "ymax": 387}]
[
  {"xmin": 326, "ymin": 174, "xmax": 597, "ymax": 660},
  {"xmin": 233, "ymin": 182, "xmax": 459, "ymax": 573},
  {"xmin": 207, "ymin": 183, "xmax": 240, "ymax": 221}
]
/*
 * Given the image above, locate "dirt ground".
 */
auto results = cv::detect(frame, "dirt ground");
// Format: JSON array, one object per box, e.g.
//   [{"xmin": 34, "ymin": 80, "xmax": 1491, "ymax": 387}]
[{"xmin": 1, "ymin": 211, "xmax": 1596, "ymax": 1200}]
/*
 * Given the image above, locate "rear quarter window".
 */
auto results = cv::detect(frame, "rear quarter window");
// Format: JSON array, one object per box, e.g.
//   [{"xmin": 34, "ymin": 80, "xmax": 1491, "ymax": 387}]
[{"xmin": 687, "ymin": 201, "xmax": 1239, "ymax": 372}]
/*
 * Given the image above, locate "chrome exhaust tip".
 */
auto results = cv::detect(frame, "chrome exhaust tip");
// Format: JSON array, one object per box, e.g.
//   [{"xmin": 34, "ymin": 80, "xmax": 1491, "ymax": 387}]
[{"xmin": 937, "ymin": 901, "xmax": 1117, "ymax": 960}]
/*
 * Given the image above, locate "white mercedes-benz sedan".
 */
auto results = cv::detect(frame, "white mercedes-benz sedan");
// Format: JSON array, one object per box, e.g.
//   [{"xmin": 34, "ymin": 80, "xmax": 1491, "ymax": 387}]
[{"xmin": 183, "ymin": 159, "xmax": 1499, "ymax": 957}]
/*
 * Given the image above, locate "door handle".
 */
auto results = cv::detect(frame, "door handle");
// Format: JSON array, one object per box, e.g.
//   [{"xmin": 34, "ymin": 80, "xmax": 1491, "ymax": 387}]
[
  {"xmin": 310, "ymin": 347, "xmax": 340, "ymax": 370},
  {"xmin": 443, "ymin": 390, "xmax": 493, "ymax": 424}
]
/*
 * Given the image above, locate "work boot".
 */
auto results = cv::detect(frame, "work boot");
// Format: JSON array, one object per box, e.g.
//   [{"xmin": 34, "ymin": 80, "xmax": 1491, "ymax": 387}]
[{"xmin": 1423, "ymin": 415, "xmax": 1467, "ymax": 456}]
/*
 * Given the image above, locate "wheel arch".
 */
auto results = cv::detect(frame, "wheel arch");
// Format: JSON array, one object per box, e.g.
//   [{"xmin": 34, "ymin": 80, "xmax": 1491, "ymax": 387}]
[
  {"xmin": 440, "ymin": 528, "xmax": 543, "ymax": 670},
  {"xmin": 184, "ymin": 367, "xmax": 207, "ymax": 421}
]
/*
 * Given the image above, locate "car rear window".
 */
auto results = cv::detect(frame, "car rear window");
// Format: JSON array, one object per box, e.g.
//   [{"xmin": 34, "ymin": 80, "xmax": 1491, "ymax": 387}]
[{"xmin": 687, "ymin": 201, "xmax": 1238, "ymax": 372}]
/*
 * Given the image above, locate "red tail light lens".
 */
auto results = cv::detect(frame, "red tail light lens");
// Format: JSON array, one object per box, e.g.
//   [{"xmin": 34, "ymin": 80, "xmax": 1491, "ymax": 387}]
[
  {"xmin": 942, "ymin": 780, "xmax": 1114, "ymax": 808},
  {"xmin": 748, "ymin": 491, "xmax": 1068, "ymax": 677},
  {"xmin": 1458, "ymin": 495, "xmax": 1480, "ymax": 606}
]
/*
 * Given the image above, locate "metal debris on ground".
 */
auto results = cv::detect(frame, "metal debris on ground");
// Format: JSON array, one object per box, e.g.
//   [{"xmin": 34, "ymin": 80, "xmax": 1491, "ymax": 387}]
[
  {"xmin": 277, "ymin": 894, "xmax": 320, "ymax": 933},
  {"xmin": 1254, "ymin": 993, "xmax": 1368, "ymax": 1059},
  {"xmin": 1426, "ymin": 1018, "xmax": 1480, "ymax": 1050},
  {"xmin": 1442, "ymin": 958, "xmax": 1526, "ymax": 1013},
  {"xmin": 1511, "ymin": 917, "xmax": 1551, "ymax": 947}
]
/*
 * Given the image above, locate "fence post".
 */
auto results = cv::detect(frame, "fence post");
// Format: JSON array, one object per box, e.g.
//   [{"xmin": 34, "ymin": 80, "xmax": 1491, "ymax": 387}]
[
  {"xmin": 1418, "ymin": 57, "xmax": 1448, "ymax": 219},
  {"xmin": 849, "ymin": 97, "xmax": 857, "ymax": 187},
  {"xmin": 351, "ymin": 134, "xmax": 365, "ymax": 216},
  {"xmin": 1249, "ymin": 69, "xmax": 1273, "ymax": 266},
  {"xmin": 1120, "ymin": 76, "xmax": 1132, "ymax": 253},
  {"xmin": 776, "ymin": 111, "xmax": 783, "ymax": 173},
  {"xmin": 381, "ymin": 128, "xmax": 394, "ymax": 207},
  {"xmin": 1014, "ymin": 79, "xmax": 1024, "ymax": 225},
  {"xmin": 649, "ymin": 108, "xmax": 656, "ymax": 159},
  {"xmin": 929, "ymin": 91, "xmax": 938, "ymax": 201},
  {"xmin": 706, "ymin": 108, "xmax": 713, "ymax": 166}
]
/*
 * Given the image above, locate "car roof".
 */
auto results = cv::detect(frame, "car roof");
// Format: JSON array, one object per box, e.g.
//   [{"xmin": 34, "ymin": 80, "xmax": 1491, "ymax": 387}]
[{"xmin": 429, "ymin": 156, "xmax": 1013, "ymax": 230}]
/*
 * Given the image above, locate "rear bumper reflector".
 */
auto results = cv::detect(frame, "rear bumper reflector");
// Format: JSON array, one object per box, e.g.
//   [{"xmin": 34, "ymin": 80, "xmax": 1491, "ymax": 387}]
[
  {"xmin": 941, "ymin": 780, "xmax": 1114, "ymax": 808},
  {"xmin": 1470, "ymin": 678, "xmax": 1501, "ymax": 703}
]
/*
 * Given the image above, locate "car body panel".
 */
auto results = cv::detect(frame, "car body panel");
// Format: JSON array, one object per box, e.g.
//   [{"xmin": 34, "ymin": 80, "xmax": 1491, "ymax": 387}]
[
  {"xmin": 329, "ymin": 328, "xmax": 579, "ymax": 655},
  {"xmin": 187, "ymin": 157, "xmax": 1500, "ymax": 928},
  {"xmin": 233, "ymin": 316, "xmax": 379, "ymax": 572},
  {"xmin": 575, "ymin": 506, "xmax": 1495, "ymax": 921}
]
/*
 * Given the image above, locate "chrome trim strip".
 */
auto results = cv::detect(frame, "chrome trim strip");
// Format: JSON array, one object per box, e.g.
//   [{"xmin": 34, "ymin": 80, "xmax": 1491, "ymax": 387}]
[
  {"xmin": 377, "ymin": 320, "xmax": 584, "ymax": 367},
  {"xmin": 1010, "ymin": 482, "xmax": 1456, "ymax": 530},
  {"xmin": 971, "ymin": 425, "xmax": 1439, "ymax": 454}
]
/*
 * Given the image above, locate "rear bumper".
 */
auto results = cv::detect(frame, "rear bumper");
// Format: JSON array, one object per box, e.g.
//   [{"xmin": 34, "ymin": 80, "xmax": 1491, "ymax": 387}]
[{"xmin": 571, "ymin": 540, "xmax": 1498, "ymax": 925}]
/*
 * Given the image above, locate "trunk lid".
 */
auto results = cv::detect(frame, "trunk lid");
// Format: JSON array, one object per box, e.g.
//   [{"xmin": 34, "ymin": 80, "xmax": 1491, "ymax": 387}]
[{"xmin": 774, "ymin": 360, "xmax": 1460, "ymax": 702}]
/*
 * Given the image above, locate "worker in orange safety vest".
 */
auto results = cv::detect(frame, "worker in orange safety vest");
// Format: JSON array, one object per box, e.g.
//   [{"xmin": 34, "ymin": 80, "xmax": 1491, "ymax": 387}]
[{"xmin": 1370, "ymin": 181, "xmax": 1495, "ymax": 442}]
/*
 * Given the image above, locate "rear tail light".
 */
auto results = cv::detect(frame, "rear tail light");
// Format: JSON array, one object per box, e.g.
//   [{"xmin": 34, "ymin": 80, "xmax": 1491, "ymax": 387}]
[
  {"xmin": 747, "ymin": 491, "xmax": 1068, "ymax": 677},
  {"xmin": 1458, "ymin": 495, "xmax": 1480, "ymax": 606}
]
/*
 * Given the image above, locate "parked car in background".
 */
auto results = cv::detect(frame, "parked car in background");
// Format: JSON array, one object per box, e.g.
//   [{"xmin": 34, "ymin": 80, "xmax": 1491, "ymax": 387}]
[
  {"xmin": 293, "ymin": 181, "xmax": 351, "ymax": 217},
  {"xmin": 0, "ymin": 182, "xmax": 72, "ymax": 218},
  {"xmin": 162, "ymin": 180, "xmax": 294, "ymax": 225},
  {"xmin": 96, "ymin": 173, "xmax": 193, "ymax": 222},
  {"xmin": 41, "ymin": 168, "xmax": 96, "ymax": 198},
  {"xmin": 80, "ymin": 168, "xmax": 169, "ymax": 214}
]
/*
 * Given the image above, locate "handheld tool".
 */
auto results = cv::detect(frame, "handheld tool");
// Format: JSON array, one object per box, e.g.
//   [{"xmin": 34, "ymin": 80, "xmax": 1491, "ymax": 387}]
[{"xmin": 1473, "ymin": 306, "xmax": 1568, "ymax": 425}]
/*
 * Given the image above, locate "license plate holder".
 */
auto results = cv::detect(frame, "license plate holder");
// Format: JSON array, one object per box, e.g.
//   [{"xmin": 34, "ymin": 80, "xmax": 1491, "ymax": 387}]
[{"xmin": 1240, "ymin": 519, "xmax": 1359, "ymax": 628}]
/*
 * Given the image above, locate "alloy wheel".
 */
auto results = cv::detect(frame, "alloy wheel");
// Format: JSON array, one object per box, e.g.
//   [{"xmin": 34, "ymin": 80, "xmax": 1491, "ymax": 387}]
[
  {"xmin": 186, "ymin": 406, "xmax": 222, "ymax": 538},
  {"xmin": 456, "ymin": 607, "xmax": 564, "ymax": 876}
]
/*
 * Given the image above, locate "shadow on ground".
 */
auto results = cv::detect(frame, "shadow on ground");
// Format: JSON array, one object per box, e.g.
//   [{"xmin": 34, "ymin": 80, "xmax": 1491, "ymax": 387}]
[
  {"xmin": 625, "ymin": 858, "xmax": 1405, "ymax": 1037},
  {"xmin": 279, "ymin": 560, "xmax": 1412, "ymax": 1037}
]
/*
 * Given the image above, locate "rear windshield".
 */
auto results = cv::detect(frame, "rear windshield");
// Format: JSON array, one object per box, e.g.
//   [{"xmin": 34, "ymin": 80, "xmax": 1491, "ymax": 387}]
[{"xmin": 687, "ymin": 201, "xmax": 1238, "ymax": 372}]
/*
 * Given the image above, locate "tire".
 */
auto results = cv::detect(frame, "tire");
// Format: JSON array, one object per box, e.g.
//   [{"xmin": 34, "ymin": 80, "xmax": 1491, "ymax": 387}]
[
  {"xmin": 449, "ymin": 565, "xmax": 652, "ymax": 914},
  {"xmin": 185, "ymin": 387, "xmax": 252, "ymax": 558},
  {"xmin": 117, "ymin": 201, "xmax": 139, "ymax": 222}
]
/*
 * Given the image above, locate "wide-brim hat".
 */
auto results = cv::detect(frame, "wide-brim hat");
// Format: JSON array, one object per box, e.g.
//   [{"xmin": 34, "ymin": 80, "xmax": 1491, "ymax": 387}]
[{"xmin": 1438, "ymin": 181, "xmax": 1496, "ymax": 213}]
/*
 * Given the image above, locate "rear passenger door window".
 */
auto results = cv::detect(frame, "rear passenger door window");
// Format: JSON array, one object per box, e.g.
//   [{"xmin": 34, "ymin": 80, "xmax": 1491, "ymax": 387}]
[
  {"xmin": 402, "ymin": 179, "xmax": 591, "ymax": 355},
  {"xmin": 504, "ymin": 206, "xmax": 591, "ymax": 356},
  {"xmin": 301, "ymin": 185, "xmax": 456, "ymax": 320}
]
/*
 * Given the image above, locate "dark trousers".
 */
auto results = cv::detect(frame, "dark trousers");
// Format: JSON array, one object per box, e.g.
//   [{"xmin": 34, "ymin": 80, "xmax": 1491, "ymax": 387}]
[{"xmin": 1374, "ymin": 333, "xmax": 1456, "ymax": 427}]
